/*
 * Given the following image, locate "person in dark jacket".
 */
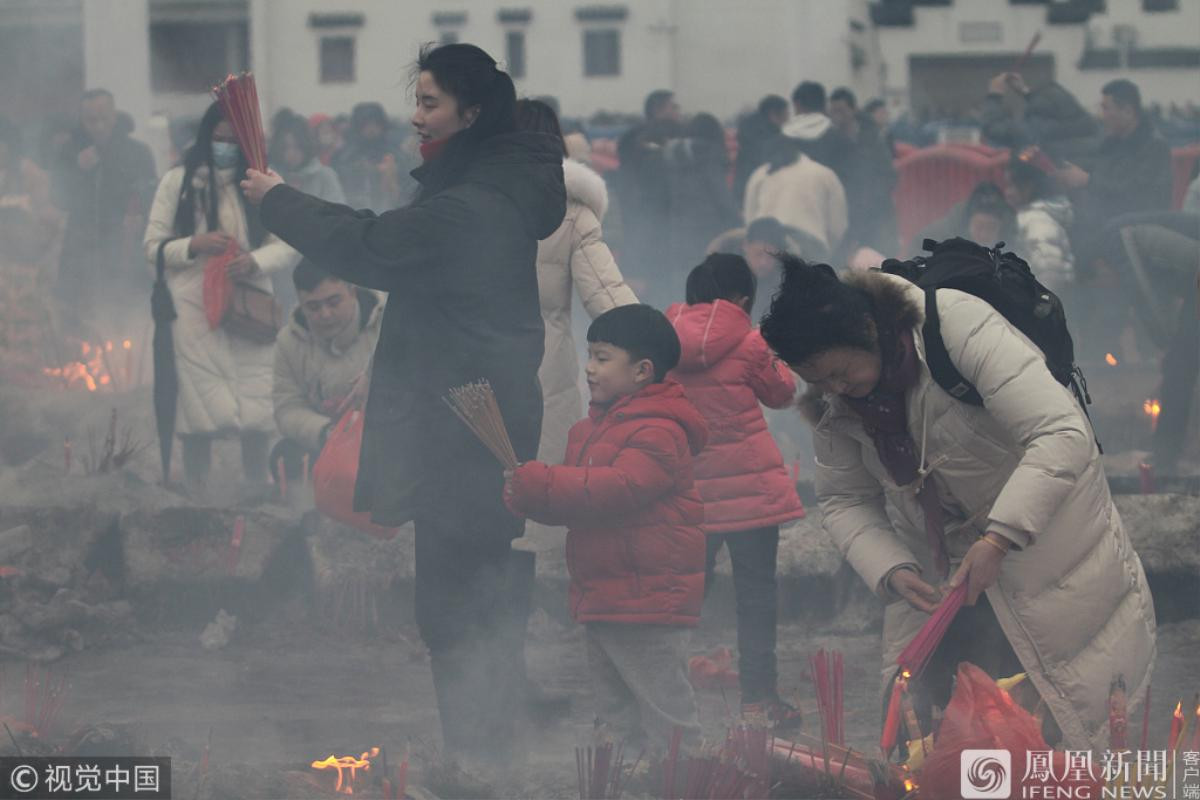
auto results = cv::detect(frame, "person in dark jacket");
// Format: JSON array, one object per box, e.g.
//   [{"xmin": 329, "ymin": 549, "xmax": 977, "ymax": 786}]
[
  {"xmin": 615, "ymin": 90, "xmax": 683, "ymax": 293},
  {"xmin": 332, "ymin": 102, "xmax": 418, "ymax": 213},
  {"xmin": 55, "ymin": 88, "xmax": 157, "ymax": 334},
  {"xmin": 242, "ymin": 43, "xmax": 566, "ymax": 759},
  {"xmin": 980, "ymin": 72, "xmax": 1099, "ymax": 164},
  {"xmin": 661, "ymin": 113, "xmax": 740, "ymax": 300},
  {"xmin": 779, "ymin": 81, "xmax": 853, "ymax": 186},
  {"xmin": 829, "ymin": 88, "xmax": 898, "ymax": 255},
  {"xmin": 1058, "ymin": 79, "xmax": 1173, "ymax": 241},
  {"xmin": 734, "ymin": 95, "xmax": 788, "ymax": 206}
]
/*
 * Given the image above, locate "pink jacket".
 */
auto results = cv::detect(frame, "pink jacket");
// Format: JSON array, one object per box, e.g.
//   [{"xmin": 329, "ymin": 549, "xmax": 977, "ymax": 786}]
[{"xmin": 667, "ymin": 300, "xmax": 805, "ymax": 533}]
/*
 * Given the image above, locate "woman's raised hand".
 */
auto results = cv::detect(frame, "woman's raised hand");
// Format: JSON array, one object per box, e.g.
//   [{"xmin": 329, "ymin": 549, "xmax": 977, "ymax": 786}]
[{"xmin": 240, "ymin": 168, "xmax": 285, "ymax": 205}]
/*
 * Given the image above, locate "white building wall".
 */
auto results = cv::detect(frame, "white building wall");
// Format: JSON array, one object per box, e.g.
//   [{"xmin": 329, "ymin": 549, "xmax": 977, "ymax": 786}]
[{"xmin": 876, "ymin": 0, "xmax": 1200, "ymax": 112}]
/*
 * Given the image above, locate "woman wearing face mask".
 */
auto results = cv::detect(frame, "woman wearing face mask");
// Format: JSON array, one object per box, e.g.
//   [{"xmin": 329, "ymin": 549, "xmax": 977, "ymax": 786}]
[
  {"xmin": 760, "ymin": 257, "xmax": 1155, "ymax": 753},
  {"xmin": 144, "ymin": 101, "xmax": 300, "ymax": 500},
  {"xmin": 241, "ymin": 43, "xmax": 566, "ymax": 759}
]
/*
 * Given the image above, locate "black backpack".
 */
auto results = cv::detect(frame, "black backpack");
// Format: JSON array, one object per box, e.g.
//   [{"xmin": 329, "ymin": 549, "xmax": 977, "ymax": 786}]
[{"xmin": 880, "ymin": 237, "xmax": 1097, "ymax": 443}]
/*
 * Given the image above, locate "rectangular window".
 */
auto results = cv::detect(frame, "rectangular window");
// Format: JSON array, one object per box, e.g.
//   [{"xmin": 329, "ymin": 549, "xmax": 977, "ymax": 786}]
[
  {"xmin": 583, "ymin": 29, "xmax": 620, "ymax": 77},
  {"xmin": 149, "ymin": 21, "xmax": 249, "ymax": 93},
  {"xmin": 319, "ymin": 36, "xmax": 355, "ymax": 83},
  {"xmin": 506, "ymin": 31, "xmax": 526, "ymax": 79}
]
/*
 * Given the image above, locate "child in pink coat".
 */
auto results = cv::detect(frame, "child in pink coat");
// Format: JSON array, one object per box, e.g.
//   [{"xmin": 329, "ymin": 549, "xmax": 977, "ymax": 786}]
[{"xmin": 667, "ymin": 253, "xmax": 806, "ymax": 729}]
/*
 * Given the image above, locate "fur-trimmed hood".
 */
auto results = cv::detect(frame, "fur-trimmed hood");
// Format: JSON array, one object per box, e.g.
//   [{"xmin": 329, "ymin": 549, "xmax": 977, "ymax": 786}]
[
  {"xmin": 562, "ymin": 157, "xmax": 608, "ymax": 219},
  {"xmin": 794, "ymin": 270, "xmax": 923, "ymax": 426}
]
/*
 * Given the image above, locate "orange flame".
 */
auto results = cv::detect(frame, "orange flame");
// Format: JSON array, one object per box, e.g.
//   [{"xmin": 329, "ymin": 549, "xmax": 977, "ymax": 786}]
[
  {"xmin": 1143, "ymin": 399, "xmax": 1161, "ymax": 431},
  {"xmin": 1105, "ymin": 353, "xmax": 1118, "ymax": 366},
  {"xmin": 310, "ymin": 747, "xmax": 380, "ymax": 795},
  {"xmin": 904, "ymin": 778, "xmax": 917, "ymax": 793},
  {"xmin": 42, "ymin": 339, "xmax": 129, "ymax": 392}
]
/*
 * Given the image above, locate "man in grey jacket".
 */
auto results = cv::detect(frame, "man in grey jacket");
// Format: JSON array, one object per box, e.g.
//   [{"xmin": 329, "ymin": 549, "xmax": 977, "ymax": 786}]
[{"xmin": 271, "ymin": 260, "xmax": 382, "ymax": 483}]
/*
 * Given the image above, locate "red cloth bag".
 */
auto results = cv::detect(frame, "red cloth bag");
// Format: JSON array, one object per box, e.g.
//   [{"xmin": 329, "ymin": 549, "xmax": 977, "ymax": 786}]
[
  {"xmin": 202, "ymin": 241, "xmax": 240, "ymax": 329},
  {"xmin": 312, "ymin": 409, "xmax": 398, "ymax": 540},
  {"xmin": 920, "ymin": 663, "xmax": 1102, "ymax": 800}
]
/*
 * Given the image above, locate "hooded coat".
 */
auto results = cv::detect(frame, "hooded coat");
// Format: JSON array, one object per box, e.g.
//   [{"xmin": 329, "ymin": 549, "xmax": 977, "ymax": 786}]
[
  {"xmin": 272, "ymin": 288, "xmax": 383, "ymax": 451},
  {"xmin": 809, "ymin": 270, "xmax": 1156, "ymax": 752},
  {"xmin": 744, "ymin": 154, "xmax": 847, "ymax": 253},
  {"xmin": 666, "ymin": 300, "xmax": 804, "ymax": 533},
  {"xmin": 260, "ymin": 132, "xmax": 566, "ymax": 534},
  {"xmin": 535, "ymin": 158, "xmax": 637, "ymax": 465},
  {"xmin": 143, "ymin": 165, "xmax": 300, "ymax": 435},
  {"xmin": 505, "ymin": 381, "xmax": 709, "ymax": 625}
]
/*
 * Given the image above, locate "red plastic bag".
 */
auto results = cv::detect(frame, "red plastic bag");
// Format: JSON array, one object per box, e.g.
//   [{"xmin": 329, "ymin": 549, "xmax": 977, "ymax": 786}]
[
  {"xmin": 920, "ymin": 663, "xmax": 1102, "ymax": 800},
  {"xmin": 202, "ymin": 241, "xmax": 239, "ymax": 329},
  {"xmin": 312, "ymin": 409, "xmax": 398, "ymax": 540},
  {"xmin": 688, "ymin": 646, "xmax": 739, "ymax": 690}
]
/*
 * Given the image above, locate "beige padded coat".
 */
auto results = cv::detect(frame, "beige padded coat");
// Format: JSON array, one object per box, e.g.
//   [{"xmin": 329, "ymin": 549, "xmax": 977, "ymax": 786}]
[
  {"xmin": 144, "ymin": 165, "xmax": 300, "ymax": 436},
  {"xmin": 535, "ymin": 158, "xmax": 637, "ymax": 464},
  {"xmin": 810, "ymin": 271, "xmax": 1156, "ymax": 752}
]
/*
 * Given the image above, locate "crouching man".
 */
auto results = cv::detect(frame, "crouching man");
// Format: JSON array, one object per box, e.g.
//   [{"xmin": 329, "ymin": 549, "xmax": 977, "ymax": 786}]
[{"xmin": 271, "ymin": 260, "xmax": 382, "ymax": 482}]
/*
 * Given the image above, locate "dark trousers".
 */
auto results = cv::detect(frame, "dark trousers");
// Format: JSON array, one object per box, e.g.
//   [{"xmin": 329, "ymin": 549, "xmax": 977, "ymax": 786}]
[
  {"xmin": 268, "ymin": 437, "xmax": 319, "ymax": 484},
  {"xmin": 414, "ymin": 516, "xmax": 526, "ymax": 756},
  {"xmin": 704, "ymin": 526, "xmax": 779, "ymax": 704}
]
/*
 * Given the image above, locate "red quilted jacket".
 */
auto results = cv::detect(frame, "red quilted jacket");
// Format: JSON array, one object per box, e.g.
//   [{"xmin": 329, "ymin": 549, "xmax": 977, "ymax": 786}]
[
  {"xmin": 667, "ymin": 300, "xmax": 805, "ymax": 534},
  {"xmin": 505, "ymin": 380, "xmax": 708, "ymax": 625}
]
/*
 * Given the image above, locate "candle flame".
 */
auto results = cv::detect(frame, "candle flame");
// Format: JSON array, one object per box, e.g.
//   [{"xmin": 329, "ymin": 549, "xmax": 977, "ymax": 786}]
[
  {"xmin": 1175, "ymin": 701, "xmax": 1184, "ymax": 717},
  {"xmin": 904, "ymin": 778, "xmax": 917, "ymax": 792},
  {"xmin": 1105, "ymin": 353, "xmax": 1118, "ymax": 366},
  {"xmin": 122, "ymin": 339, "xmax": 132, "ymax": 350},
  {"xmin": 901, "ymin": 670, "xmax": 911, "ymax": 680}
]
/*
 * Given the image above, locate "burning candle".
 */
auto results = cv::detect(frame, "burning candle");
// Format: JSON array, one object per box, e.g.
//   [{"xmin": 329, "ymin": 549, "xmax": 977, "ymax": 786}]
[
  {"xmin": 276, "ymin": 457, "xmax": 287, "ymax": 499},
  {"xmin": 1139, "ymin": 462, "xmax": 1156, "ymax": 495},
  {"xmin": 1191, "ymin": 702, "xmax": 1200, "ymax": 752},
  {"xmin": 881, "ymin": 672, "xmax": 905, "ymax": 755},
  {"xmin": 1168, "ymin": 701, "xmax": 1184, "ymax": 752},
  {"xmin": 123, "ymin": 340, "xmax": 133, "ymax": 387}
]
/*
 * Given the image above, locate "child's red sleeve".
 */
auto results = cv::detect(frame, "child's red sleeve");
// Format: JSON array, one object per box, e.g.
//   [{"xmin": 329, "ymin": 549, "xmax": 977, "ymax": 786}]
[
  {"xmin": 506, "ymin": 425, "xmax": 681, "ymax": 526},
  {"xmin": 746, "ymin": 330, "xmax": 797, "ymax": 409}
]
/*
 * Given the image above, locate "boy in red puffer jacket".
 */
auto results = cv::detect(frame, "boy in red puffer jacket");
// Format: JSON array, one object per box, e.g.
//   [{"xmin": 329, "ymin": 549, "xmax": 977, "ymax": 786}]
[
  {"xmin": 504, "ymin": 304, "xmax": 708, "ymax": 750},
  {"xmin": 667, "ymin": 253, "xmax": 806, "ymax": 730}
]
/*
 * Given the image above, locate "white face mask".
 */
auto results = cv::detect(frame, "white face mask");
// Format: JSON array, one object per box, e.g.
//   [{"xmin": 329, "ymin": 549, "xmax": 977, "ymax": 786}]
[{"xmin": 211, "ymin": 141, "xmax": 240, "ymax": 169}]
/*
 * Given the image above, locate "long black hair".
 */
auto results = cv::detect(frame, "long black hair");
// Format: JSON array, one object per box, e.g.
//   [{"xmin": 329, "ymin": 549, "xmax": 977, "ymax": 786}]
[
  {"xmin": 685, "ymin": 253, "xmax": 758, "ymax": 312},
  {"xmin": 759, "ymin": 255, "xmax": 877, "ymax": 366},
  {"xmin": 173, "ymin": 101, "xmax": 265, "ymax": 247},
  {"xmin": 413, "ymin": 43, "xmax": 517, "ymax": 197}
]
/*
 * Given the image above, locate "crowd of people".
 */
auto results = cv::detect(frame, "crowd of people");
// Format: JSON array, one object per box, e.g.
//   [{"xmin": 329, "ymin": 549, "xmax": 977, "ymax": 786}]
[{"xmin": 0, "ymin": 38, "xmax": 1190, "ymax": 765}]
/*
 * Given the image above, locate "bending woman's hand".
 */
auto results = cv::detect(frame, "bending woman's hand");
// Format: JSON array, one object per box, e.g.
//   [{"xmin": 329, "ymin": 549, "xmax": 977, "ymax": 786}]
[
  {"xmin": 240, "ymin": 169, "xmax": 284, "ymax": 205},
  {"xmin": 949, "ymin": 533, "xmax": 1010, "ymax": 606},
  {"xmin": 887, "ymin": 568, "xmax": 943, "ymax": 614}
]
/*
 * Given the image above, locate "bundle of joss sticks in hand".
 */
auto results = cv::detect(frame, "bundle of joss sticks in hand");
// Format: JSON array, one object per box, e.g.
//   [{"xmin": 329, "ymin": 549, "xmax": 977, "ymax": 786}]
[
  {"xmin": 211, "ymin": 73, "xmax": 268, "ymax": 171},
  {"xmin": 444, "ymin": 380, "xmax": 519, "ymax": 469}
]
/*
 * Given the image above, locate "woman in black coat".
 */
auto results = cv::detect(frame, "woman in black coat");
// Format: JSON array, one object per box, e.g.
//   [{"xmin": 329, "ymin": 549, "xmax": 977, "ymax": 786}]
[{"xmin": 243, "ymin": 43, "xmax": 565, "ymax": 758}]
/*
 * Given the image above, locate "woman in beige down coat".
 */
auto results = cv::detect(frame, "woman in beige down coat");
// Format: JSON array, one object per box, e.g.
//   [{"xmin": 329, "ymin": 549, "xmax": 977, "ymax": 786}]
[
  {"xmin": 144, "ymin": 104, "xmax": 300, "ymax": 491},
  {"xmin": 517, "ymin": 101, "xmax": 637, "ymax": 466},
  {"xmin": 760, "ymin": 257, "xmax": 1156, "ymax": 752}
]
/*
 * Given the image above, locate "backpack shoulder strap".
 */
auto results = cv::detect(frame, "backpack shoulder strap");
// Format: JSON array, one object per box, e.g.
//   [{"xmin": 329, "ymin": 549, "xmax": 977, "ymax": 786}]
[{"xmin": 922, "ymin": 289, "xmax": 984, "ymax": 406}]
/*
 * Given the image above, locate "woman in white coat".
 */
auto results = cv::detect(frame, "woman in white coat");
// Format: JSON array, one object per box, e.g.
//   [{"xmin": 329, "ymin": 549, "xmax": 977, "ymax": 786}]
[
  {"xmin": 144, "ymin": 103, "xmax": 300, "ymax": 494},
  {"xmin": 515, "ymin": 100, "xmax": 638, "ymax": 465},
  {"xmin": 760, "ymin": 257, "xmax": 1156, "ymax": 752}
]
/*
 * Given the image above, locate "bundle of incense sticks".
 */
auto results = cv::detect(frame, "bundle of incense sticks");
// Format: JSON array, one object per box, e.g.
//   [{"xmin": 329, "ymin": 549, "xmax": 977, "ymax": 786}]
[
  {"xmin": 812, "ymin": 648, "xmax": 845, "ymax": 748},
  {"xmin": 575, "ymin": 741, "xmax": 634, "ymax": 800},
  {"xmin": 896, "ymin": 581, "xmax": 967, "ymax": 679},
  {"xmin": 211, "ymin": 72, "xmax": 267, "ymax": 171},
  {"xmin": 444, "ymin": 379, "xmax": 519, "ymax": 468}
]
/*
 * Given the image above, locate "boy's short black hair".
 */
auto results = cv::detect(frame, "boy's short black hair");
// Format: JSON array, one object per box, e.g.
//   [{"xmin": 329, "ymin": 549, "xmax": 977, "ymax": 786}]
[
  {"xmin": 587, "ymin": 305, "xmax": 681, "ymax": 382},
  {"xmin": 292, "ymin": 259, "xmax": 339, "ymax": 293}
]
